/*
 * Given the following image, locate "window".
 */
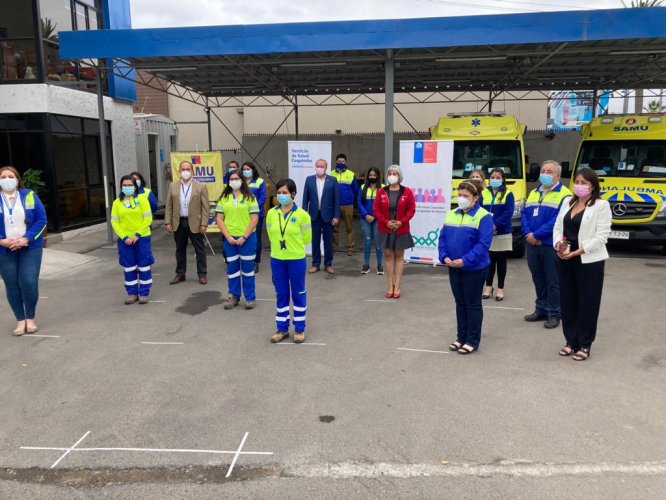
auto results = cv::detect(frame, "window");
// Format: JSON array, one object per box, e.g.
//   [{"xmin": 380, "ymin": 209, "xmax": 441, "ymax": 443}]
[{"xmin": 0, "ymin": 0, "xmax": 40, "ymax": 82}]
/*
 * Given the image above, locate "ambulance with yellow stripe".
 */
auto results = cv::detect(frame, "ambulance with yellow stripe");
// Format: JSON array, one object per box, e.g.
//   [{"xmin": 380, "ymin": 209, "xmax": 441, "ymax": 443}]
[
  {"xmin": 430, "ymin": 113, "xmax": 527, "ymax": 257},
  {"xmin": 573, "ymin": 114, "xmax": 666, "ymax": 250}
]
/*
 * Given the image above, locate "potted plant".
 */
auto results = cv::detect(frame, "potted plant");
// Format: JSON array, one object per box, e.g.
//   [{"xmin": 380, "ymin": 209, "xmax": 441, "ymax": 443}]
[{"xmin": 21, "ymin": 169, "xmax": 49, "ymax": 247}]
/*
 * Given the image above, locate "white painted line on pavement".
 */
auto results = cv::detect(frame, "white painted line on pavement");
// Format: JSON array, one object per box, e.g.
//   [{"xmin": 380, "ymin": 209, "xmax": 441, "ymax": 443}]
[
  {"xmin": 141, "ymin": 342, "xmax": 184, "ymax": 345},
  {"xmin": 255, "ymin": 298, "xmax": 276, "ymax": 301},
  {"xmin": 365, "ymin": 299, "xmax": 393, "ymax": 303},
  {"xmin": 226, "ymin": 432, "xmax": 249, "ymax": 478},
  {"xmin": 39, "ymin": 296, "xmax": 48, "ymax": 299},
  {"xmin": 483, "ymin": 306, "xmax": 525, "ymax": 311},
  {"xmin": 274, "ymin": 342, "xmax": 326, "ymax": 346},
  {"xmin": 148, "ymin": 300, "xmax": 167, "ymax": 303},
  {"xmin": 397, "ymin": 347, "xmax": 449, "ymax": 354},
  {"xmin": 25, "ymin": 334, "xmax": 60, "ymax": 338},
  {"xmin": 50, "ymin": 431, "xmax": 90, "ymax": 469}
]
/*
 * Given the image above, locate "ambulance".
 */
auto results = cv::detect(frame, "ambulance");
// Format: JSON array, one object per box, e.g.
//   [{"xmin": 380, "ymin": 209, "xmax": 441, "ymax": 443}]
[
  {"xmin": 573, "ymin": 115, "xmax": 666, "ymax": 250},
  {"xmin": 430, "ymin": 113, "xmax": 528, "ymax": 257}
]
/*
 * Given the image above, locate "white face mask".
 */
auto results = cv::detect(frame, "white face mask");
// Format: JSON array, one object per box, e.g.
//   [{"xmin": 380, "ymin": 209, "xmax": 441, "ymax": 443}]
[
  {"xmin": 387, "ymin": 175, "xmax": 399, "ymax": 185},
  {"xmin": 316, "ymin": 167, "xmax": 326, "ymax": 177},
  {"xmin": 229, "ymin": 179, "xmax": 242, "ymax": 190},
  {"xmin": 180, "ymin": 170, "xmax": 192, "ymax": 180},
  {"xmin": 0, "ymin": 178, "xmax": 18, "ymax": 192},
  {"xmin": 457, "ymin": 196, "xmax": 472, "ymax": 210}
]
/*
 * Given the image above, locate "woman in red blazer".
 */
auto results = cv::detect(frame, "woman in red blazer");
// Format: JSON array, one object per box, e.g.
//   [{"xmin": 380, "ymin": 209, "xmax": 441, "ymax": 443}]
[{"xmin": 373, "ymin": 165, "xmax": 416, "ymax": 298}]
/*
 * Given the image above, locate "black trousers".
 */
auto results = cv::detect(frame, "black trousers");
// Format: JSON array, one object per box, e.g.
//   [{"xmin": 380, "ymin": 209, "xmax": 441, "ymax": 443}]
[
  {"xmin": 557, "ymin": 257, "xmax": 605, "ymax": 349},
  {"xmin": 486, "ymin": 251, "xmax": 509, "ymax": 288},
  {"xmin": 174, "ymin": 217, "xmax": 207, "ymax": 277}
]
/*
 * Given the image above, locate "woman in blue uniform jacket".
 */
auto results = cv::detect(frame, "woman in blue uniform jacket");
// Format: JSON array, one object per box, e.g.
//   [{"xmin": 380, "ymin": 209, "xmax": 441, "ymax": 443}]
[
  {"xmin": 482, "ymin": 168, "xmax": 515, "ymax": 301},
  {"xmin": 241, "ymin": 162, "xmax": 267, "ymax": 273},
  {"xmin": 438, "ymin": 181, "xmax": 493, "ymax": 355},
  {"xmin": 130, "ymin": 171, "xmax": 158, "ymax": 215}
]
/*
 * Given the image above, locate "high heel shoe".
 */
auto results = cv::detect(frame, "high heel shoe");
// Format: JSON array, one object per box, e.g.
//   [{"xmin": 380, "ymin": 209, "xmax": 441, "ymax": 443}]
[
  {"xmin": 482, "ymin": 287, "xmax": 494, "ymax": 299},
  {"xmin": 393, "ymin": 290, "xmax": 401, "ymax": 299},
  {"xmin": 386, "ymin": 288, "xmax": 394, "ymax": 298},
  {"xmin": 495, "ymin": 289, "xmax": 504, "ymax": 301}
]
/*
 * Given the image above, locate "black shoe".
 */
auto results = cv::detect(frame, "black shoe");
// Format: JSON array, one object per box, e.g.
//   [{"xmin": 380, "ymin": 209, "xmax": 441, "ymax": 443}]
[
  {"xmin": 361, "ymin": 265, "xmax": 370, "ymax": 274},
  {"xmin": 377, "ymin": 264, "xmax": 384, "ymax": 275},
  {"xmin": 524, "ymin": 311, "xmax": 547, "ymax": 322},
  {"xmin": 544, "ymin": 317, "xmax": 560, "ymax": 329},
  {"xmin": 254, "ymin": 263, "xmax": 259, "ymax": 274}
]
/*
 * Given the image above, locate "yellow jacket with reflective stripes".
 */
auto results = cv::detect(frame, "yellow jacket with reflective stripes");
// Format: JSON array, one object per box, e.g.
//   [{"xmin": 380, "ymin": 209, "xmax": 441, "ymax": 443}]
[
  {"xmin": 111, "ymin": 194, "xmax": 153, "ymax": 240},
  {"xmin": 265, "ymin": 204, "xmax": 312, "ymax": 260}
]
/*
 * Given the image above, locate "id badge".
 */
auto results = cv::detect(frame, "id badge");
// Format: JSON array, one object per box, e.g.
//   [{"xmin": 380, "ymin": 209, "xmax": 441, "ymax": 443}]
[
  {"xmin": 8, "ymin": 217, "xmax": 16, "ymax": 227},
  {"xmin": 533, "ymin": 207, "xmax": 539, "ymax": 216}
]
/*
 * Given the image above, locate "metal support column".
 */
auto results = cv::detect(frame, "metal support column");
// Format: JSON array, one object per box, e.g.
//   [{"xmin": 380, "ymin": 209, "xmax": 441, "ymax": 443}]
[
  {"xmin": 205, "ymin": 97, "xmax": 212, "ymax": 151},
  {"xmin": 384, "ymin": 49, "xmax": 394, "ymax": 168},
  {"xmin": 592, "ymin": 88, "xmax": 598, "ymax": 118},
  {"xmin": 96, "ymin": 64, "xmax": 114, "ymax": 244},
  {"xmin": 488, "ymin": 90, "xmax": 494, "ymax": 112},
  {"xmin": 294, "ymin": 95, "xmax": 299, "ymax": 140}
]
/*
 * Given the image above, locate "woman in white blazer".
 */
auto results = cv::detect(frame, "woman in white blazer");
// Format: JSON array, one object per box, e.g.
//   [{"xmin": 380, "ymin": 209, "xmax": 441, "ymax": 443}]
[{"xmin": 553, "ymin": 168, "xmax": 611, "ymax": 361}]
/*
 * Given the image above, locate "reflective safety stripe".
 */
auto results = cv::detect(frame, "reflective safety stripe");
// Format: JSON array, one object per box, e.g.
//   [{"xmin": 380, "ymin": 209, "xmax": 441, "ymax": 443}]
[
  {"xmin": 142, "ymin": 211, "xmax": 151, "ymax": 217},
  {"xmin": 124, "ymin": 280, "xmax": 138, "ymax": 286},
  {"xmin": 123, "ymin": 266, "xmax": 138, "ymax": 272},
  {"xmin": 111, "ymin": 216, "xmax": 120, "ymax": 221},
  {"xmin": 301, "ymin": 224, "xmax": 311, "ymax": 231},
  {"xmin": 226, "ymin": 254, "xmax": 240, "ymax": 262},
  {"xmin": 138, "ymin": 266, "xmax": 151, "ymax": 272},
  {"xmin": 240, "ymin": 254, "xmax": 256, "ymax": 260},
  {"xmin": 228, "ymin": 271, "xmax": 241, "ymax": 278},
  {"xmin": 241, "ymin": 271, "xmax": 255, "ymax": 277},
  {"xmin": 139, "ymin": 279, "xmax": 153, "ymax": 285},
  {"xmin": 293, "ymin": 306, "xmax": 307, "ymax": 312},
  {"xmin": 276, "ymin": 316, "xmax": 289, "ymax": 322},
  {"xmin": 276, "ymin": 306, "xmax": 290, "ymax": 313},
  {"xmin": 293, "ymin": 316, "xmax": 306, "ymax": 322}
]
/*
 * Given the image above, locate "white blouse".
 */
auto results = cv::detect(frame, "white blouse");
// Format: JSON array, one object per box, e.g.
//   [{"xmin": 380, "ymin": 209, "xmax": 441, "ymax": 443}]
[{"xmin": 2, "ymin": 192, "xmax": 27, "ymax": 239}]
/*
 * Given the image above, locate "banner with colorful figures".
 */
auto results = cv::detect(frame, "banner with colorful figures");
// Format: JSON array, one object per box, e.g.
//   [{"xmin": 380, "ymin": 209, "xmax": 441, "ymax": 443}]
[
  {"xmin": 399, "ymin": 140, "xmax": 454, "ymax": 264},
  {"xmin": 170, "ymin": 151, "xmax": 225, "ymax": 233}
]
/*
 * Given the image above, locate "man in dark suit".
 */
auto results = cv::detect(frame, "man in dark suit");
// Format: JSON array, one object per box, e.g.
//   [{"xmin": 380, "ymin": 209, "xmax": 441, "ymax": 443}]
[{"xmin": 302, "ymin": 159, "xmax": 340, "ymax": 274}]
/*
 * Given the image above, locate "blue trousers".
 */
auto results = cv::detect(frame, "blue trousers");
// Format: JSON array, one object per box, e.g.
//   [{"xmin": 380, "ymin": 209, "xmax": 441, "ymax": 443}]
[
  {"xmin": 361, "ymin": 218, "xmax": 383, "ymax": 267},
  {"xmin": 271, "ymin": 257, "xmax": 307, "ymax": 333},
  {"xmin": 311, "ymin": 212, "xmax": 333, "ymax": 268},
  {"xmin": 526, "ymin": 244, "xmax": 560, "ymax": 319},
  {"xmin": 118, "ymin": 237, "xmax": 154, "ymax": 296},
  {"xmin": 223, "ymin": 232, "xmax": 256, "ymax": 300},
  {"xmin": 255, "ymin": 216, "xmax": 264, "ymax": 264},
  {"xmin": 0, "ymin": 246, "xmax": 43, "ymax": 321},
  {"xmin": 448, "ymin": 267, "xmax": 488, "ymax": 349}
]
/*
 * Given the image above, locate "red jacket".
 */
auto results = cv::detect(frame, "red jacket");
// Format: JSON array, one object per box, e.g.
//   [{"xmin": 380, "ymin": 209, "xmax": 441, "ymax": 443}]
[{"xmin": 373, "ymin": 185, "xmax": 416, "ymax": 235}]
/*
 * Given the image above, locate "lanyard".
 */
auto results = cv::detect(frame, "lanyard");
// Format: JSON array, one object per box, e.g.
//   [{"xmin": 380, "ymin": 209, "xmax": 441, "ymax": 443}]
[
  {"xmin": 1, "ymin": 192, "xmax": 18, "ymax": 216},
  {"xmin": 181, "ymin": 182, "xmax": 192, "ymax": 201},
  {"xmin": 277, "ymin": 207, "xmax": 295, "ymax": 250}
]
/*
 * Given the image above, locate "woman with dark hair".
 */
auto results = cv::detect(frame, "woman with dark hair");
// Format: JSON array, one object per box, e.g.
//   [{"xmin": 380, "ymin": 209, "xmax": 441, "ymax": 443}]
[
  {"xmin": 215, "ymin": 170, "xmax": 259, "ymax": 310},
  {"xmin": 482, "ymin": 167, "xmax": 515, "ymax": 301},
  {"xmin": 358, "ymin": 167, "xmax": 384, "ymax": 275},
  {"xmin": 0, "ymin": 166, "xmax": 47, "ymax": 335},
  {"xmin": 111, "ymin": 175, "xmax": 154, "ymax": 304},
  {"xmin": 130, "ymin": 170, "xmax": 158, "ymax": 214},
  {"xmin": 373, "ymin": 164, "xmax": 416, "ymax": 298},
  {"xmin": 438, "ymin": 181, "xmax": 493, "ymax": 355},
  {"xmin": 241, "ymin": 161, "xmax": 267, "ymax": 273},
  {"xmin": 265, "ymin": 178, "xmax": 312, "ymax": 343},
  {"xmin": 554, "ymin": 168, "xmax": 611, "ymax": 361}
]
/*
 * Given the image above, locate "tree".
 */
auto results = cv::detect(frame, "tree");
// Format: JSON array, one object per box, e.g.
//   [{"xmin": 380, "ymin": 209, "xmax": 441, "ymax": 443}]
[{"xmin": 644, "ymin": 99, "xmax": 666, "ymax": 112}]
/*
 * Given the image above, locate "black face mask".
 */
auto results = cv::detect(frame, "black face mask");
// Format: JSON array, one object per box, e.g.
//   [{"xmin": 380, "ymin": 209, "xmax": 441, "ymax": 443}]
[{"xmin": 368, "ymin": 177, "xmax": 378, "ymax": 183}]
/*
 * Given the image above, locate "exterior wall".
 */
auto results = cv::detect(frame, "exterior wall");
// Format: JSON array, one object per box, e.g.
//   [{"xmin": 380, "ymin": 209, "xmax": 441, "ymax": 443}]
[
  {"xmin": 0, "ymin": 84, "xmax": 135, "ymax": 184},
  {"xmin": 133, "ymin": 71, "xmax": 169, "ymax": 115},
  {"xmin": 133, "ymin": 114, "xmax": 177, "ymax": 203}
]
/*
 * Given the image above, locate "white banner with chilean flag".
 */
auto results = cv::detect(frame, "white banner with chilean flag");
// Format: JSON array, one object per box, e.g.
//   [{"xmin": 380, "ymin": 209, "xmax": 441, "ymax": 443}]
[{"xmin": 399, "ymin": 140, "xmax": 454, "ymax": 264}]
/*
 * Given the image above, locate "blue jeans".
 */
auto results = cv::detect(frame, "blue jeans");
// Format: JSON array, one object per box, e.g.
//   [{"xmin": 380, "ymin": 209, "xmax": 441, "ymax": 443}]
[
  {"xmin": 526, "ymin": 244, "xmax": 560, "ymax": 319},
  {"xmin": 361, "ymin": 218, "xmax": 383, "ymax": 267},
  {"xmin": 223, "ymin": 232, "xmax": 257, "ymax": 300},
  {"xmin": 448, "ymin": 267, "xmax": 487, "ymax": 349},
  {"xmin": 0, "ymin": 246, "xmax": 43, "ymax": 321}
]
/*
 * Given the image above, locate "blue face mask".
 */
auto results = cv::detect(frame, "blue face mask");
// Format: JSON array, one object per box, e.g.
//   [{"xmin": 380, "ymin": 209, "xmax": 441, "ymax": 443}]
[
  {"xmin": 122, "ymin": 186, "xmax": 135, "ymax": 197},
  {"xmin": 242, "ymin": 170, "xmax": 253, "ymax": 178},
  {"xmin": 336, "ymin": 162, "xmax": 346, "ymax": 171},
  {"xmin": 539, "ymin": 173, "xmax": 555, "ymax": 187},
  {"xmin": 135, "ymin": 179, "xmax": 142, "ymax": 188},
  {"xmin": 489, "ymin": 178, "xmax": 503, "ymax": 189},
  {"xmin": 277, "ymin": 194, "xmax": 292, "ymax": 206}
]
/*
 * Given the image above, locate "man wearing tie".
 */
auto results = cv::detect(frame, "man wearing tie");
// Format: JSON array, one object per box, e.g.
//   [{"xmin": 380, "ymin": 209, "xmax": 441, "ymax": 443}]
[
  {"xmin": 165, "ymin": 160, "xmax": 210, "ymax": 285},
  {"xmin": 302, "ymin": 159, "xmax": 340, "ymax": 274}
]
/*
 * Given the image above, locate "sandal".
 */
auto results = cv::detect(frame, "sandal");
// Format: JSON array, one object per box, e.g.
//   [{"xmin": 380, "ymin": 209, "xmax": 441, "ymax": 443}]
[
  {"xmin": 457, "ymin": 344, "xmax": 476, "ymax": 355},
  {"xmin": 482, "ymin": 286, "xmax": 494, "ymax": 299},
  {"xmin": 572, "ymin": 348, "xmax": 591, "ymax": 361},
  {"xmin": 449, "ymin": 341, "xmax": 462, "ymax": 351},
  {"xmin": 558, "ymin": 344, "xmax": 574, "ymax": 356}
]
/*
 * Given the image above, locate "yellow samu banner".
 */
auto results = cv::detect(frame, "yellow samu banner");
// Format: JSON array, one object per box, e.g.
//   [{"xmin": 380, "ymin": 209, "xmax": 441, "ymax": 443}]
[{"xmin": 170, "ymin": 151, "xmax": 224, "ymax": 233}]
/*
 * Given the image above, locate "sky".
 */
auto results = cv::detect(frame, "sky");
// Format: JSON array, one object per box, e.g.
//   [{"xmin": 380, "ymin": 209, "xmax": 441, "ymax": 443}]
[{"xmin": 130, "ymin": 0, "xmax": 628, "ymax": 29}]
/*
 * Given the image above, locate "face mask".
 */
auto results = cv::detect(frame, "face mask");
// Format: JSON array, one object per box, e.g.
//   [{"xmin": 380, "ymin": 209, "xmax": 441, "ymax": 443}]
[
  {"xmin": 228, "ymin": 167, "xmax": 238, "ymax": 174},
  {"xmin": 0, "ymin": 178, "xmax": 18, "ymax": 192},
  {"xmin": 336, "ymin": 162, "xmax": 346, "ymax": 171},
  {"xmin": 471, "ymin": 177, "xmax": 482, "ymax": 183},
  {"xmin": 387, "ymin": 175, "xmax": 399, "ymax": 185},
  {"xmin": 367, "ymin": 177, "xmax": 378, "ymax": 184},
  {"xmin": 457, "ymin": 196, "xmax": 472, "ymax": 210},
  {"xmin": 539, "ymin": 173, "xmax": 554, "ymax": 187},
  {"xmin": 135, "ymin": 179, "xmax": 142, "ymax": 188},
  {"xmin": 573, "ymin": 184, "xmax": 591, "ymax": 197},
  {"xmin": 277, "ymin": 193, "xmax": 292, "ymax": 206},
  {"xmin": 181, "ymin": 170, "xmax": 192, "ymax": 180},
  {"xmin": 316, "ymin": 167, "xmax": 326, "ymax": 177},
  {"xmin": 489, "ymin": 179, "xmax": 502, "ymax": 189},
  {"xmin": 242, "ymin": 170, "xmax": 253, "ymax": 178},
  {"xmin": 229, "ymin": 180, "xmax": 242, "ymax": 190},
  {"xmin": 122, "ymin": 186, "xmax": 135, "ymax": 197}
]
